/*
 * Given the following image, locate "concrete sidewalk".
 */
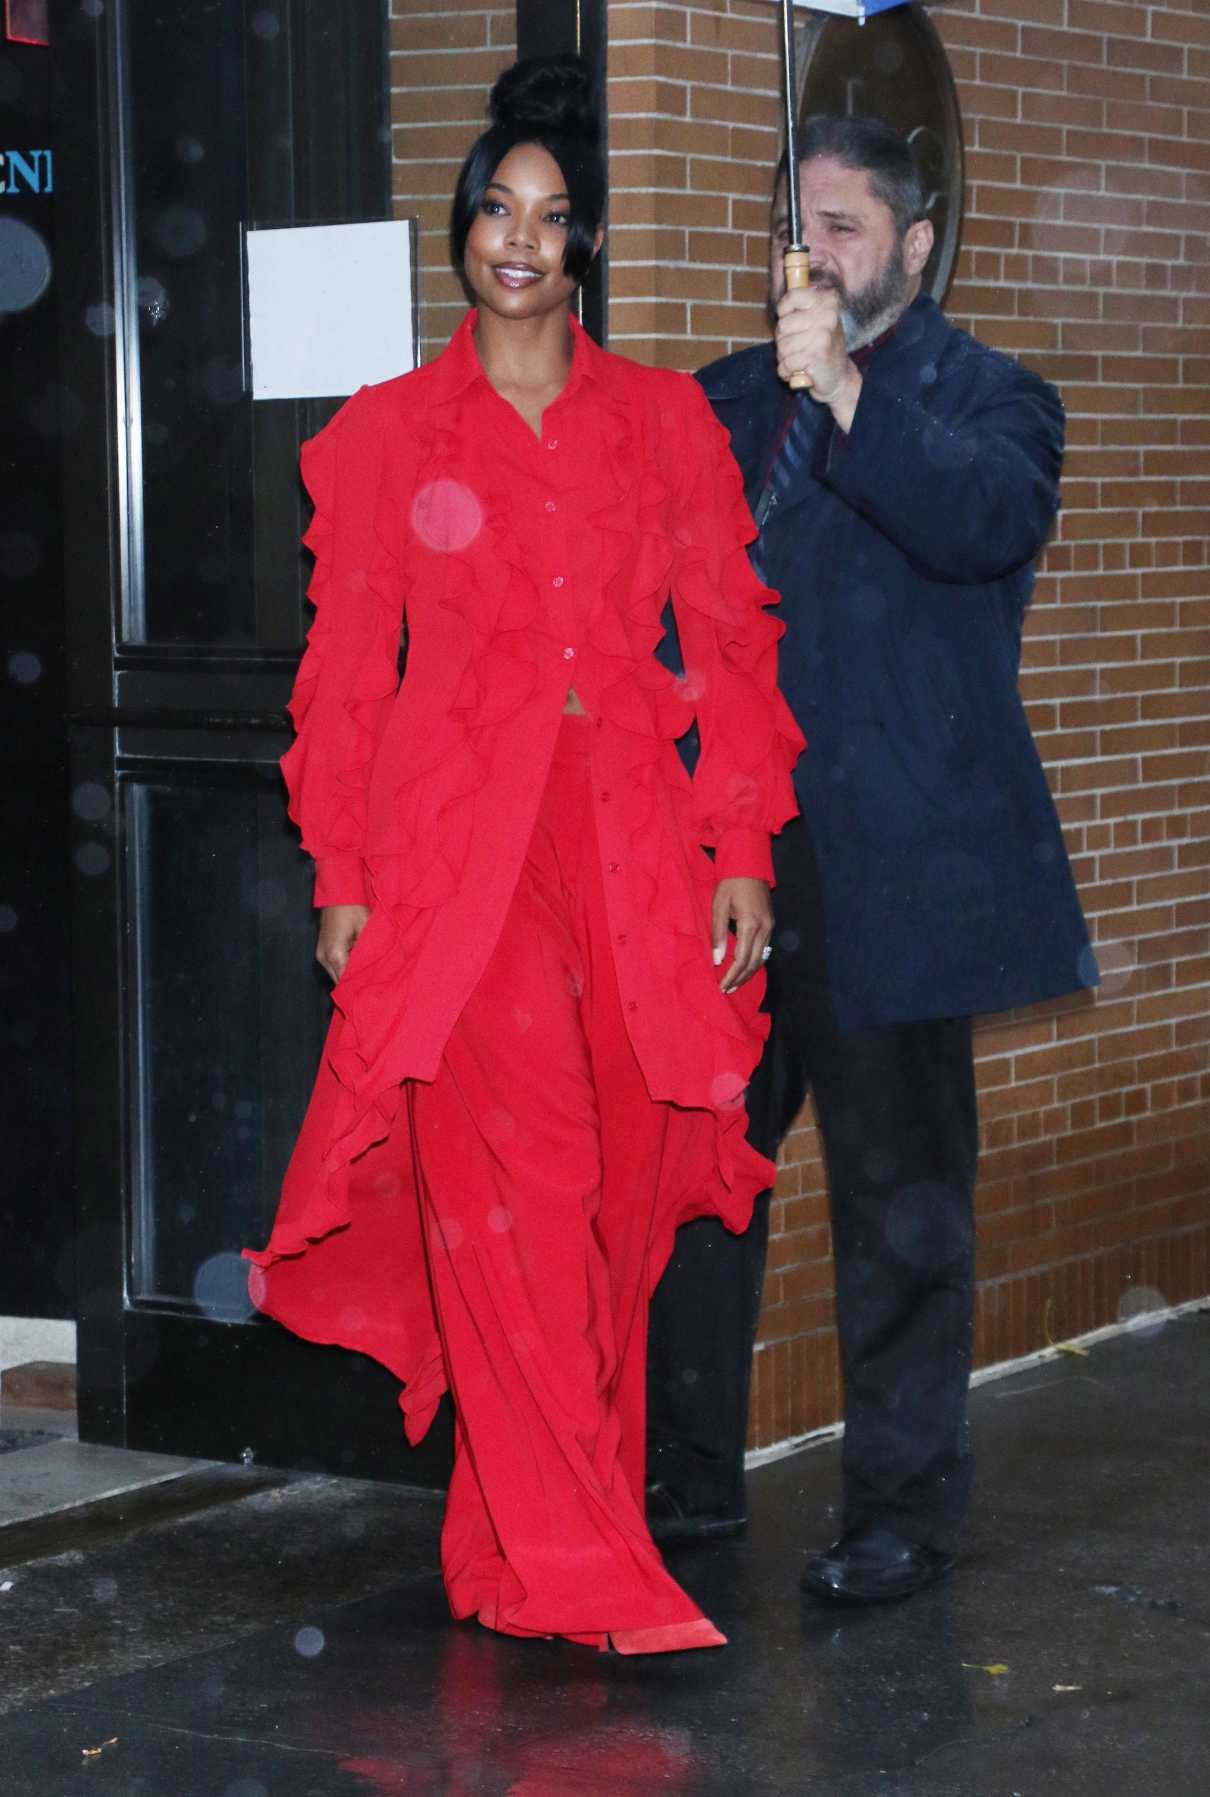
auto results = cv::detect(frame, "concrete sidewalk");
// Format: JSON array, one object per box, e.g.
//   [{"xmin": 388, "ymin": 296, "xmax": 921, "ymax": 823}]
[{"xmin": 0, "ymin": 1310, "xmax": 1206, "ymax": 1794}]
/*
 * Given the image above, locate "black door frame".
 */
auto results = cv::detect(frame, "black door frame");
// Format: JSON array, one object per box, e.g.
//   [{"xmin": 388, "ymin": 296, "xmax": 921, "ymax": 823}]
[{"xmin": 517, "ymin": 0, "xmax": 608, "ymax": 344}]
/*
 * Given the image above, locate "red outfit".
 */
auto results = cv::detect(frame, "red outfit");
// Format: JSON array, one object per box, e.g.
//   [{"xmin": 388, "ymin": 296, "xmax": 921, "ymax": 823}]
[{"xmin": 246, "ymin": 313, "xmax": 802, "ymax": 1646}]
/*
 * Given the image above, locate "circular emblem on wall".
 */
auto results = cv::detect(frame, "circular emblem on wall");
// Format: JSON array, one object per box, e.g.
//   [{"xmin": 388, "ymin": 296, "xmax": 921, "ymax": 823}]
[{"xmin": 796, "ymin": 3, "xmax": 965, "ymax": 301}]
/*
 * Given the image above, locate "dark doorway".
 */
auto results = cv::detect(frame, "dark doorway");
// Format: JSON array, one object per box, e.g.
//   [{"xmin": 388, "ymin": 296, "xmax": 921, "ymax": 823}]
[{"xmin": 1, "ymin": 29, "xmax": 73, "ymax": 1329}]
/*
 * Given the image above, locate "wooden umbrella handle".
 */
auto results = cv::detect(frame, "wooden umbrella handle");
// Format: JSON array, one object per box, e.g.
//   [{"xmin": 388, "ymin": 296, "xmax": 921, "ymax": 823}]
[{"xmin": 784, "ymin": 247, "xmax": 812, "ymax": 391}]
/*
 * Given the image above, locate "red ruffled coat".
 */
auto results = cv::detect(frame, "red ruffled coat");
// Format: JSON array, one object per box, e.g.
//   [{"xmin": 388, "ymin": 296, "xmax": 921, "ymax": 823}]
[{"xmin": 246, "ymin": 314, "xmax": 803, "ymax": 1442}]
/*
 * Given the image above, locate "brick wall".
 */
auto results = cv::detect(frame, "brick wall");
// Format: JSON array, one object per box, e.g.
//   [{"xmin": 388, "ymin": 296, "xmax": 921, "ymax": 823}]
[
  {"xmin": 388, "ymin": 4, "xmax": 516, "ymax": 360},
  {"xmin": 605, "ymin": 0, "xmax": 1210, "ymax": 1451}
]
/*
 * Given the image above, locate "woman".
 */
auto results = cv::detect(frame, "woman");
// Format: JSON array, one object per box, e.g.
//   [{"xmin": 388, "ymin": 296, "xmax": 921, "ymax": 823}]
[{"xmin": 246, "ymin": 55, "xmax": 802, "ymax": 1654}]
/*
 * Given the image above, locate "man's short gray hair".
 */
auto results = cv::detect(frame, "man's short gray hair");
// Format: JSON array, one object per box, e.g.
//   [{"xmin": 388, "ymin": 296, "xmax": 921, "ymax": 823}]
[{"xmin": 784, "ymin": 113, "xmax": 928, "ymax": 237}]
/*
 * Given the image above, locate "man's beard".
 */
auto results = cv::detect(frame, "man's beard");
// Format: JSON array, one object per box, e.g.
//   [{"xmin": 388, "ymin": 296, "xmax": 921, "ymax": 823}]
[{"xmin": 812, "ymin": 243, "xmax": 912, "ymax": 350}]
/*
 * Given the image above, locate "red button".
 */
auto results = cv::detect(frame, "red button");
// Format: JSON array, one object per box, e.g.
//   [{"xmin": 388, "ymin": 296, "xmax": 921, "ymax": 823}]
[
  {"xmin": 600, "ymin": 791, "xmax": 610, "ymax": 802},
  {"xmin": 627, "ymin": 1001, "xmax": 638, "ymax": 1013},
  {"xmin": 616, "ymin": 933, "xmax": 627, "ymax": 945},
  {"xmin": 608, "ymin": 862, "xmax": 619, "ymax": 873}
]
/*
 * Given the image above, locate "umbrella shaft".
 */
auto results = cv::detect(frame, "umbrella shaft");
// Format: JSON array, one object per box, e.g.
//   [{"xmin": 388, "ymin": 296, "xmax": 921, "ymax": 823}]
[{"xmin": 782, "ymin": 0, "xmax": 804, "ymax": 248}]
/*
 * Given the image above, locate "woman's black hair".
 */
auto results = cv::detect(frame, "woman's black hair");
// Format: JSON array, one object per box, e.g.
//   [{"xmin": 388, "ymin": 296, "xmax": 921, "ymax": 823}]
[{"xmin": 450, "ymin": 53, "xmax": 605, "ymax": 284}]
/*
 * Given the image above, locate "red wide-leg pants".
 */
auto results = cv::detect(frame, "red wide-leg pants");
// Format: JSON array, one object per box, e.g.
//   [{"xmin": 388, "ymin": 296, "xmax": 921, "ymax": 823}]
[{"xmin": 408, "ymin": 717, "xmax": 720, "ymax": 1651}]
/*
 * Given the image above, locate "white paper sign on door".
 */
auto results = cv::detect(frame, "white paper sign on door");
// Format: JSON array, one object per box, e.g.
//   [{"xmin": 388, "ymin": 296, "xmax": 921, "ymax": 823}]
[{"xmin": 245, "ymin": 219, "xmax": 417, "ymax": 400}]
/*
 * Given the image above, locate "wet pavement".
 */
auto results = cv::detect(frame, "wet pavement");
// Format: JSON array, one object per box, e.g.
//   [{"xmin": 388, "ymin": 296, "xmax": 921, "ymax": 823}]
[{"xmin": 1, "ymin": 1310, "xmax": 1207, "ymax": 1795}]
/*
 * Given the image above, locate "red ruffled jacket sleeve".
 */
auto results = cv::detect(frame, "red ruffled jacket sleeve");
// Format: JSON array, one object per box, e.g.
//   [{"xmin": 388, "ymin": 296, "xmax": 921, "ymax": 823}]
[
  {"xmin": 281, "ymin": 385, "xmax": 404, "ymax": 908},
  {"xmin": 668, "ymin": 378, "xmax": 804, "ymax": 884}
]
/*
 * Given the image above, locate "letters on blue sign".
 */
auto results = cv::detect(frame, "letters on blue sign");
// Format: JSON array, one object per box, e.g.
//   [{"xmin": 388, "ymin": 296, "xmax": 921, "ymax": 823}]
[{"xmin": 0, "ymin": 149, "xmax": 54, "ymax": 194}]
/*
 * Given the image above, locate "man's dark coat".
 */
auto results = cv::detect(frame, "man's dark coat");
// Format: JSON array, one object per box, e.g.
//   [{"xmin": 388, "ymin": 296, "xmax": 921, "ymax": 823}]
[{"xmin": 698, "ymin": 294, "xmax": 1095, "ymax": 1030}]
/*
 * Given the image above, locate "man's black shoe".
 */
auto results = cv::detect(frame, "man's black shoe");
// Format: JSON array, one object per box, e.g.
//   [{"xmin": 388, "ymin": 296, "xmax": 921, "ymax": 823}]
[
  {"xmin": 800, "ymin": 1523, "xmax": 954, "ymax": 1603},
  {"xmin": 646, "ymin": 1482, "xmax": 748, "ymax": 1544}
]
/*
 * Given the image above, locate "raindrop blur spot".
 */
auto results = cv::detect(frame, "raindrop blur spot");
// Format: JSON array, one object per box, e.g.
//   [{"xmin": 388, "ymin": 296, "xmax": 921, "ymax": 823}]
[
  {"xmin": 676, "ymin": 668, "xmax": 706, "ymax": 703},
  {"xmin": 74, "ymin": 843, "xmax": 111, "ymax": 878},
  {"xmin": 1118, "ymin": 1284, "xmax": 1167, "ymax": 1339},
  {"xmin": 8, "ymin": 650, "xmax": 43, "ymax": 687},
  {"xmin": 0, "ymin": 908, "xmax": 17, "ymax": 934},
  {"xmin": 79, "ymin": 0, "xmax": 105, "ymax": 16},
  {"xmin": 251, "ymin": 9, "xmax": 281, "ymax": 38},
  {"xmin": 137, "ymin": 276, "xmax": 170, "ymax": 325},
  {"xmin": 0, "ymin": 218, "xmax": 52, "ymax": 313},
  {"xmin": 0, "ymin": 532, "xmax": 40, "ymax": 579},
  {"xmin": 85, "ymin": 302, "xmax": 116, "ymax": 337},
  {"xmin": 144, "ymin": 420, "xmax": 170, "ymax": 447},
  {"xmin": 411, "ymin": 479, "xmax": 484, "ymax": 553},
  {"xmin": 71, "ymin": 782, "xmax": 111, "ymax": 823},
  {"xmin": 294, "ymin": 1626, "xmax": 325, "ymax": 1659},
  {"xmin": 175, "ymin": 135, "xmax": 205, "ymax": 164},
  {"xmin": 152, "ymin": 204, "xmax": 207, "ymax": 259},
  {"xmin": 487, "ymin": 1206, "xmax": 513, "ymax": 1234},
  {"xmin": 709, "ymin": 1070, "xmax": 746, "ymax": 1110},
  {"xmin": 437, "ymin": 1217, "xmax": 464, "ymax": 1251},
  {"xmin": 193, "ymin": 1251, "xmax": 255, "ymax": 1322},
  {"xmin": 92, "ymin": 1577, "xmax": 118, "ymax": 1603},
  {"xmin": 777, "ymin": 928, "xmax": 801, "ymax": 953},
  {"xmin": 1085, "ymin": 940, "xmax": 1128, "ymax": 993}
]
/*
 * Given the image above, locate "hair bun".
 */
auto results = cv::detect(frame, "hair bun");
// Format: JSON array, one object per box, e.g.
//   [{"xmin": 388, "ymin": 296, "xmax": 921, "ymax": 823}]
[{"xmin": 489, "ymin": 53, "xmax": 599, "ymax": 143}]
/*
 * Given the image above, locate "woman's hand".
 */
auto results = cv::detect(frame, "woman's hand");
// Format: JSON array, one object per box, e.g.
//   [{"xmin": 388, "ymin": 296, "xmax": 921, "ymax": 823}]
[
  {"xmin": 316, "ymin": 904, "xmax": 371, "ymax": 982},
  {"xmin": 711, "ymin": 877, "xmax": 773, "ymax": 994}
]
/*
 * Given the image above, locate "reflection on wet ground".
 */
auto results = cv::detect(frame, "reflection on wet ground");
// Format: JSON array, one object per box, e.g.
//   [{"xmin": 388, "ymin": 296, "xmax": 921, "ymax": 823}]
[{"xmin": 0, "ymin": 1311, "xmax": 1206, "ymax": 1794}]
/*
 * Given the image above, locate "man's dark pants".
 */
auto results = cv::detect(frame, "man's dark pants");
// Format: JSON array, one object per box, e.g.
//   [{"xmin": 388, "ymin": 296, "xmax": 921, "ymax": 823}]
[{"xmin": 647, "ymin": 814, "xmax": 980, "ymax": 1553}]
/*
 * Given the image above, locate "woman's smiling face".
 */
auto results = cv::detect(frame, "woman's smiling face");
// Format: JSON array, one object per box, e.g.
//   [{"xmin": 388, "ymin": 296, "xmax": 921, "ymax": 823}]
[{"xmin": 462, "ymin": 141, "xmax": 586, "ymax": 321}]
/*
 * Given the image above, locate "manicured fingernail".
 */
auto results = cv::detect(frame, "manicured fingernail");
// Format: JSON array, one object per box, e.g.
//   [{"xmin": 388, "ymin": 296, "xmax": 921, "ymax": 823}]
[{"xmin": 712, "ymin": 944, "xmax": 725, "ymax": 965}]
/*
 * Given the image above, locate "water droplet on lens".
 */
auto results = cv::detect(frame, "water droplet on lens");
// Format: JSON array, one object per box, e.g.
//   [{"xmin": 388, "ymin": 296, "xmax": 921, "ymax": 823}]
[
  {"xmin": 0, "ymin": 218, "xmax": 52, "ymax": 312},
  {"xmin": 71, "ymin": 782, "xmax": 111, "ymax": 822},
  {"xmin": 251, "ymin": 9, "xmax": 281, "ymax": 38},
  {"xmin": 153, "ymin": 204, "xmax": 207, "ymax": 259},
  {"xmin": 411, "ymin": 479, "xmax": 484, "ymax": 553},
  {"xmin": 92, "ymin": 1577, "xmax": 118, "ymax": 1602},
  {"xmin": 74, "ymin": 843, "xmax": 110, "ymax": 878},
  {"xmin": 193, "ymin": 1252, "xmax": 255, "ymax": 1322},
  {"xmin": 175, "ymin": 135, "xmax": 205, "ymax": 164},
  {"xmin": 85, "ymin": 302, "xmax": 116, "ymax": 337},
  {"xmin": 293, "ymin": 1626, "xmax": 324, "ymax": 1658}
]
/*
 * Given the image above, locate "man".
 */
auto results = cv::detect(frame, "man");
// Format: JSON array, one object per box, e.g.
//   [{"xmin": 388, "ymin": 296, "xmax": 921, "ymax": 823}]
[{"xmin": 647, "ymin": 115, "xmax": 1096, "ymax": 1602}]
